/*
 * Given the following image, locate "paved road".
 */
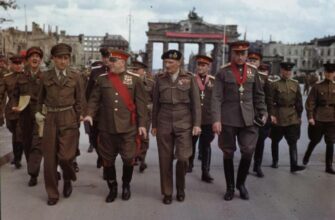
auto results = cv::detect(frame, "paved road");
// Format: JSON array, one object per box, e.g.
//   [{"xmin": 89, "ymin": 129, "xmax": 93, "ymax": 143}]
[{"xmin": 1, "ymin": 95, "xmax": 335, "ymax": 220}]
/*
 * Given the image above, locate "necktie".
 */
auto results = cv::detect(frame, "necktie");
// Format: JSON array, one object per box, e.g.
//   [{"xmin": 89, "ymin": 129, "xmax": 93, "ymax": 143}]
[{"xmin": 59, "ymin": 71, "xmax": 65, "ymax": 83}]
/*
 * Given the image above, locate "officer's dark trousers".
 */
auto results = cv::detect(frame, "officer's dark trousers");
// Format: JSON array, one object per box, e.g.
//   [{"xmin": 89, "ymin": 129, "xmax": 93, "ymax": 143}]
[
  {"xmin": 271, "ymin": 124, "xmax": 301, "ymax": 167},
  {"xmin": 253, "ymin": 122, "xmax": 271, "ymax": 168}
]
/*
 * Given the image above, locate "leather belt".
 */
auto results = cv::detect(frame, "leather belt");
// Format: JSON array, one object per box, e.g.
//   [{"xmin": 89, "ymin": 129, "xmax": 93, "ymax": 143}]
[{"xmin": 46, "ymin": 106, "xmax": 73, "ymax": 112}]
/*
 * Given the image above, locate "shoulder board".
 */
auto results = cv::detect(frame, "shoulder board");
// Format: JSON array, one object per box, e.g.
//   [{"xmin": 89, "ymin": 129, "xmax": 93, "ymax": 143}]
[
  {"xmin": 258, "ymin": 71, "xmax": 268, "ymax": 76},
  {"xmin": 316, "ymin": 80, "xmax": 324, "ymax": 84},
  {"xmin": 208, "ymin": 75, "xmax": 215, "ymax": 80},
  {"xmin": 91, "ymin": 65, "xmax": 102, "ymax": 70},
  {"xmin": 332, "ymin": 80, "xmax": 335, "ymax": 84},
  {"xmin": 272, "ymin": 78, "xmax": 280, "ymax": 83},
  {"xmin": 186, "ymin": 71, "xmax": 194, "ymax": 76},
  {"xmin": 98, "ymin": 73, "xmax": 108, "ymax": 78},
  {"xmin": 4, "ymin": 72, "xmax": 14, "ymax": 77},
  {"xmin": 246, "ymin": 63, "xmax": 257, "ymax": 69},
  {"xmin": 146, "ymin": 77, "xmax": 155, "ymax": 82},
  {"xmin": 220, "ymin": 62, "xmax": 231, "ymax": 69},
  {"xmin": 126, "ymin": 71, "xmax": 140, "ymax": 77},
  {"xmin": 289, "ymin": 78, "xmax": 299, "ymax": 83}
]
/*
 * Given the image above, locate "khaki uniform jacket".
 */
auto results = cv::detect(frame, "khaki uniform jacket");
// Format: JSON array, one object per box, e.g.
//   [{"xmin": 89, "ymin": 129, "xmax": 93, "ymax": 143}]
[
  {"xmin": 305, "ymin": 79, "xmax": 335, "ymax": 122},
  {"xmin": 38, "ymin": 68, "xmax": 83, "ymax": 120},
  {"xmin": 86, "ymin": 71, "xmax": 148, "ymax": 134},
  {"xmin": 152, "ymin": 69, "xmax": 201, "ymax": 129},
  {"xmin": 3, "ymin": 72, "xmax": 20, "ymax": 120},
  {"xmin": 196, "ymin": 74, "xmax": 215, "ymax": 125},
  {"xmin": 268, "ymin": 78, "xmax": 303, "ymax": 126},
  {"xmin": 211, "ymin": 63, "xmax": 267, "ymax": 127}
]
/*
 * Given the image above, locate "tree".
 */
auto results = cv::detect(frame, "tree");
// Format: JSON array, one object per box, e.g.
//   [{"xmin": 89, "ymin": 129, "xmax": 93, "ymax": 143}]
[{"xmin": 0, "ymin": 0, "xmax": 18, "ymax": 10}]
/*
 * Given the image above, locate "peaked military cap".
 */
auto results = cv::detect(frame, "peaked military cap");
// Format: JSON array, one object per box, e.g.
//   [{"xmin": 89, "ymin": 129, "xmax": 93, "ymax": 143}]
[
  {"xmin": 194, "ymin": 54, "xmax": 213, "ymax": 64},
  {"xmin": 258, "ymin": 63, "xmax": 270, "ymax": 72},
  {"xmin": 131, "ymin": 61, "xmax": 148, "ymax": 69},
  {"xmin": 248, "ymin": 47, "xmax": 262, "ymax": 60},
  {"xmin": 9, "ymin": 55, "xmax": 24, "ymax": 64},
  {"xmin": 51, "ymin": 43, "xmax": 72, "ymax": 56},
  {"xmin": 323, "ymin": 63, "xmax": 335, "ymax": 73},
  {"xmin": 109, "ymin": 49, "xmax": 130, "ymax": 61},
  {"xmin": 229, "ymin": 41, "xmax": 250, "ymax": 51},
  {"xmin": 161, "ymin": 50, "xmax": 182, "ymax": 60},
  {"xmin": 280, "ymin": 62, "xmax": 295, "ymax": 71},
  {"xmin": 26, "ymin": 46, "xmax": 43, "ymax": 59},
  {"xmin": 99, "ymin": 47, "xmax": 110, "ymax": 58}
]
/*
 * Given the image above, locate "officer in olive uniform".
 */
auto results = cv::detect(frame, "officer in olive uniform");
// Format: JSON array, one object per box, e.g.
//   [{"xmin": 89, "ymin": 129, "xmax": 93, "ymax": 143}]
[
  {"xmin": 303, "ymin": 63, "xmax": 335, "ymax": 174},
  {"xmin": 152, "ymin": 50, "xmax": 201, "ymax": 204},
  {"xmin": 37, "ymin": 43, "xmax": 83, "ymax": 205},
  {"xmin": 12, "ymin": 47, "xmax": 45, "ymax": 186},
  {"xmin": 188, "ymin": 54, "xmax": 216, "ymax": 183},
  {"xmin": 3, "ymin": 55, "xmax": 25, "ymax": 168},
  {"xmin": 268, "ymin": 62, "xmax": 305, "ymax": 172},
  {"xmin": 247, "ymin": 49, "xmax": 272, "ymax": 178},
  {"xmin": 131, "ymin": 60, "xmax": 154, "ymax": 173},
  {"xmin": 85, "ymin": 49, "xmax": 148, "ymax": 203},
  {"xmin": 212, "ymin": 41, "xmax": 267, "ymax": 201}
]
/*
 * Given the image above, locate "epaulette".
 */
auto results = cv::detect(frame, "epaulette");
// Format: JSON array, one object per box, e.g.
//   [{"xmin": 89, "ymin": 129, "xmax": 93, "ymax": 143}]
[
  {"xmin": 246, "ymin": 63, "xmax": 257, "ymax": 69},
  {"xmin": 98, "ymin": 73, "xmax": 108, "ymax": 77},
  {"xmin": 4, "ymin": 72, "xmax": 14, "ymax": 77},
  {"xmin": 316, "ymin": 80, "xmax": 324, "ymax": 84},
  {"xmin": 258, "ymin": 71, "xmax": 268, "ymax": 76},
  {"xmin": 332, "ymin": 80, "xmax": 335, "ymax": 84},
  {"xmin": 146, "ymin": 77, "xmax": 155, "ymax": 82},
  {"xmin": 272, "ymin": 78, "xmax": 280, "ymax": 83},
  {"xmin": 91, "ymin": 65, "xmax": 102, "ymax": 70},
  {"xmin": 220, "ymin": 62, "xmax": 231, "ymax": 69},
  {"xmin": 186, "ymin": 71, "xmax": 194, "ymax": 76},
  {"xmin": 289, "ymin": 78, "xmax": 299, "ymax": 83},
  {"xmin": 126, "ymin": 71, "xmax": 140, "ymax": 77},
  {"xmin": 208, "ymin": 75, "xmax": 215, "ymax": 80}
]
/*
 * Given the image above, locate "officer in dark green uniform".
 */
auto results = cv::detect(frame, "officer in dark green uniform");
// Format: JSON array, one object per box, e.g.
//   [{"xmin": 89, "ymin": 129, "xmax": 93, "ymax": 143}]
[
  {"xmin": 303, "ymin": 63, "xmax": 335, "ymax": 174},
  {"xmin": 268, "ymin": 62, "xmax": 305, "ymax": 172}
]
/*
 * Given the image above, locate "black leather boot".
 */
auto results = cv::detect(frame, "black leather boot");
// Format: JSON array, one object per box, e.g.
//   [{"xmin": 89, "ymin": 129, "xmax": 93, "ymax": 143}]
[
  {"xmin": 303, "ymin": 141, "xmax": 317, "ymax": 165},
  {"xmin": 122, "ymin": 165, "xmax": 133, "ymax": 200},
  {"xmin": 28, "ymin": 175, "xmax": 38, "ymax": 187},
  {"xmin": 271, "ymin": 142, "xmax": 279, "ymax": 168},
  {"xmin": 63, "ymin": 180, "xmax": 73, "ymax": 198},
  {"xmin": 105, "ymin": 166, "xmax": 118, "ymax": 203},
  {"xmin": 236, "ymin": 159, "xmax": 251, "ymax": 200},
  {"xmin": 289, "ymin": 144, "xmax": 305, "ymax": 172},
  {"xmin": 223, "ymin": 159, "xmax": 235, "ymax": 201},
  {"xmin": 201, "ymin": 146, "xmax": 214, "ymax": 183},
  {"xmin": 325, "ymin": 144, "xmax": 335, "ymax": 174},
  {"xmin": 253, "ymin": 139, "xmax": 265, "ymax": 177}
]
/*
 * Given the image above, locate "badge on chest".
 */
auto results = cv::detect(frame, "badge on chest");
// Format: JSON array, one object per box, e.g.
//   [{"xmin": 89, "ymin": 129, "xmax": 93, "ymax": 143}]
[
  {"xmin": 123, "ymin": 75, "xmax": 133, "ymax": 85},
  {"xmin": 178, "ymin": 78, "xmax": 190, "ymax": 85}
]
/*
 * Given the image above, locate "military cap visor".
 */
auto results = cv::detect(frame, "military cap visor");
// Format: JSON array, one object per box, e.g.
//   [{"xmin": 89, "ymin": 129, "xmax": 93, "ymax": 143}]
[
  {"xmin": 323, "ymin": 63, "xmax": 335, "ymax": 73},
  {"xmin": 230, "ymin": 41, "xmax": 250, "ymax": 51},
  {"xmin": 280, "ymin": 62, "xmax": 295, "ymax": 71},
  {"xmin": 132, "ymin": 61, "xmax": 148, "ymax": 69},
  {"xmin": 10, "ymin": 55, "xmax": 24, "ymax": 64},
  {"xmin": 195, "ymin": 55, "xmax": 213, "ymax": 65},
  {"xmin": 26, "ymin": 47, "xmax": 43, "ymax": 59},
  {"xmin": 161, "ymin": 50, "xmax": 182, "ymax": 60},
  {"xmin": 109, "ymin": 49, "xmax": 130, "ymax": 61},
  {"xmin": 51, "ymin": 43, "xmax": 72, "ymax": 56}
]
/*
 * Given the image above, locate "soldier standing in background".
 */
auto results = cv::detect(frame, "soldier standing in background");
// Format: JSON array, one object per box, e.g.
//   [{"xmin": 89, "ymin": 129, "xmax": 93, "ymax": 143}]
[
  {"xmin": 152, "ymin": 50, "xmax": 201, "ymax": 204},
  {"xmin": 0, "ymin": 55, "xmax": 9, "ymax": 126},
  {"xmin": 131, "ymin": 61, "xmax": 154, "ymax": 173},
  {"xmin": 188, "ymin": 54, "xmax": 216, "ymax": 183},
  {"xmin": 212, "ymin": 41, "xmax": 267, "ymax": 201},
  {"xmin": 3, "ymin": 55, "xmax": 25, "ymax": 168},
  {"xmin": 85, "ymin": 49, "xmax": 148, "ymax": 203},
  {"xmin": 247, "ymin": 49, "xmax": 272, "ymax": 178},
  {"xmin": 37, "ymin": 43, "xmax": 83, "ymax": 205},
  {"xmin": 303, "ymin": 63, "xmax": 335, "ymax": 174},
  {"xmin": 268, "ymin": 62, "xmax": 305, "ymax": 172},
  {"xmin": 12, "ymin": 47, "xmax": 45, "ymax": 186}
]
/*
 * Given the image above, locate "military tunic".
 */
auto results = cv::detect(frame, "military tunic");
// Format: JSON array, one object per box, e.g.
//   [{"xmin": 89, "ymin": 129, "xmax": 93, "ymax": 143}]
[
  {"xmin": 86, "ymin": 71, "xmax": 148, "ymax": 166},
  {"xmin": 152, "ymin": 69, "xmax": 201, "ymax": 196},
  {"xmin": 211, "ymin": 63, "xmax": 266, "ymax": 159},
  {"xmin": 38, "ymin": 68, "xmax": 83, "ymax": 200}
]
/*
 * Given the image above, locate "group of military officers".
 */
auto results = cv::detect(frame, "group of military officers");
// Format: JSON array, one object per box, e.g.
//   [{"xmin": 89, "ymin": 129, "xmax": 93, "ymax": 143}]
[{"xmin": 0, "ymin": 40, "xmax": 335, "ymax": 206}]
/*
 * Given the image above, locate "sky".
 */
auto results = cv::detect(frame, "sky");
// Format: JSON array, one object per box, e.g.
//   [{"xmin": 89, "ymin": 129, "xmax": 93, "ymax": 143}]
[{"xmin": 1, "ymin": 0, "xmax": 335, "ymax": 68}]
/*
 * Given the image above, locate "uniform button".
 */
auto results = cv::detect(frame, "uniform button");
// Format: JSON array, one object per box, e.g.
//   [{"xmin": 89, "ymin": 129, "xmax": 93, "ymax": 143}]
[
  {"xmin": 201, "ymin": 103, "xmax": 204, "ymax": 106},
  {"xmin": 240, "ymin": 100, "xmax": 243, "ymax": 104},
  {"xmin": 115, "ymin": 100, "xmax": 118, "ymax": 103},
  {"xmin": 114, "ymin": 108, "xmax": 118, "ymax": 111},
  {"xmin": 115, "ymin": 92, "xmax": 119, "ymax": 96}
]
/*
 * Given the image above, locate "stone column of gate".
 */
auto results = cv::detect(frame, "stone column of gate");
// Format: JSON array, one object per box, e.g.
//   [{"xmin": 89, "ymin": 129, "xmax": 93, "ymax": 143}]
[
  {"xmin": 198, "ymin": 42, "xmax": 206, "ymax": 55},
  {"xmin": 213, "ymin": 43, "xmax": 223, "ymax": 74},
  {"xmin": 146, "ymin": 41, "xmax": 154, "ymax": 73},
  {"xmin": 162, "ymin": 41, "xmax": 169, "ymax": 69}
]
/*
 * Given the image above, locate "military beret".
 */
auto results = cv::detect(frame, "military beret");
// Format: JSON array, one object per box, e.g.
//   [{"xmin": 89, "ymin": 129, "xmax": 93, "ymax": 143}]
[
  {"xmin": 51, "ymin": 43, "xmax": 72, "ymax": 56},
  {"xmin": 9, "ymin": 55, "xmax": 24, "ymax": 64},
  {"xmin": 161, "ymin": 50, "xmax": 182, "ymax": 60},
  {"xmin": 323, "ymin": 63, "xmax": 335, "ymax": 73},
  {"xmin": 229, "ymin": 41, "xmax": 250, "ymax": 51},
  {"xmin": 99, "ymin": 47, "xmax": 110, "ymax": 58},
  {"xmin": 280, "ymin": 62, "xmax": 295, "ymax": 71},
  {"xmin": 131, "ymin": 61, "xmax": 148, "ymax": 69},
  {"xmin": 26, "ymin": 46, "xmax": 43, "ymax": 59},
  {"xmin": 194, "ymin": 54, "xmax": 213, "ymax": 65},
  {"xmin": 109, "ymin": 49, "xmax": 130, "ymax": 61}
]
